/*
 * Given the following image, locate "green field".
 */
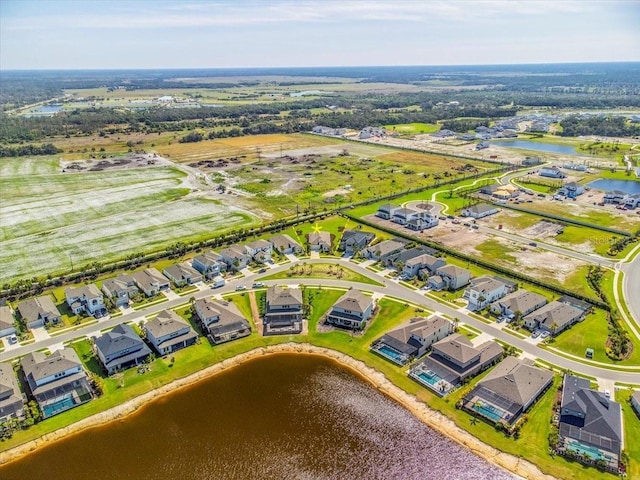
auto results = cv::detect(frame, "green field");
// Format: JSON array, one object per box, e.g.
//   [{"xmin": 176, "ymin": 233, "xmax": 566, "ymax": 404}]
[
  {"xmin": 260, "ymin": 263, "xmax": 384, "ymax": 286},
  {"xmin": 384, "ymin": 123, "xmax": 441, "ymax": 134},
  {"xmin": 0, "ymin": 158, "xmax": 256, "ymax": 284}
]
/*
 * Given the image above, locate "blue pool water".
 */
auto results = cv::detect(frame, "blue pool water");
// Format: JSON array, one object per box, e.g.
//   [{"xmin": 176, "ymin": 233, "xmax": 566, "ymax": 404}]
[
  {"xmin": 566, "ymin": 440, "xmax": 608, "ymax": 461},
  {"xmin": 587, "ymin": 179, "xmax": 640, "ymax": 194},
  {"xmin": 492, "ymin": 139, "xmax": 580, "ymax": 156},
  {"xmin": 417, "ymin": 370, "xmax": 442, "ymax": 386},
  {"xmin": 472, "ymin": 403, "xmax": 504, "ymax": 422},
  {"xmin": 375, "ymin": 345, "xmax": 407, "ymax": 364},
  {"xmin": 43, "ymin": 396, "xmax": 76, "ymax": 417}
]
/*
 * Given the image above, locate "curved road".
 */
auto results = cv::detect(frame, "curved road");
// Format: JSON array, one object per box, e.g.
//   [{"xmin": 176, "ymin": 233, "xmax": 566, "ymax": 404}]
[{"xmin": 2, "ymin": 257, "xmax": 639, "ymax": 385}]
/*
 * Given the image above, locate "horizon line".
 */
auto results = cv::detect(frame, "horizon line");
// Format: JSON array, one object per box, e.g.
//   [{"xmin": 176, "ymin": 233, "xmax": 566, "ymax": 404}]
[{"xmin": 2, "ymin": 60, "xmax": 640, "ymax": 73}]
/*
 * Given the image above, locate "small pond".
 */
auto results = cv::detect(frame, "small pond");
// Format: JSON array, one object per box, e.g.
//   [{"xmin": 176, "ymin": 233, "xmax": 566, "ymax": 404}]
[
  {"xmin": 492, "ymin": 139, "xmax": 581, "ymax": 156},
  {"xmin": 587, "ymin": 179, "xmax": 640, "ymax": 194}
]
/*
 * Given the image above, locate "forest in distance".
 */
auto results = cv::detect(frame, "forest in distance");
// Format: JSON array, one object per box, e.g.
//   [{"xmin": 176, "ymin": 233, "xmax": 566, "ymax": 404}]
[{"xmin": 1, "ymin": 62, "xmax": 640, "ymax": 146}]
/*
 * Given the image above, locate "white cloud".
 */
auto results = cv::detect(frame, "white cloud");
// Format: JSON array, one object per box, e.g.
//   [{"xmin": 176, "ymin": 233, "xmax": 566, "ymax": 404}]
[{"xmin": 1, "ymin": 0, "xmax": 605, "ymax": 31}]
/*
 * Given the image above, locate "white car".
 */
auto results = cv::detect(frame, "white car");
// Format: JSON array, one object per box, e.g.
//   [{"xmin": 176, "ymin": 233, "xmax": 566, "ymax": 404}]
[
  {"xmin": 604, "ymin": 390, "xmax": 611, "ymax": 399},
  {"xmin": 540, "ymin": 331, "xmax": 550, "ymax": 339},
  {"xmin": 235, "ymin": 285, "xmax": 247, "ymax": 291},
  {"xmin": 531, "ymin": 330, "xmax": 541, "ymax": 338}
]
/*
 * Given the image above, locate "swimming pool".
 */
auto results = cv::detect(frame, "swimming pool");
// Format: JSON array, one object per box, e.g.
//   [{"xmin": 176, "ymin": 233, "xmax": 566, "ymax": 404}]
[
  {"xmin": 42, "ymin": 396, "xmax": 76, "ymax": 418},
  {"xmin": 417, "ymin": 370, "xmax": 442, "ymax": 386},
  {"xmin": 472, "ymin": 402, "xmax": 505, "ymax": 423},
  {"xmin": 373, "ymin": 345, "xmax": 408, "ymax": 365}
]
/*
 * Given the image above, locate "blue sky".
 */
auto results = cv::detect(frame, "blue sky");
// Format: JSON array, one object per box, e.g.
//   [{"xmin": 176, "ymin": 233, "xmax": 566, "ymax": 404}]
[{"xmin": 1, "ymin": 0, "xmax": 639, "ymax": 70}]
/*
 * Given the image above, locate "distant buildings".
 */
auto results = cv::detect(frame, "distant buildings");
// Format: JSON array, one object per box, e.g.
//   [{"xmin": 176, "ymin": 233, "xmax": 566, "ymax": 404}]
[
  {"xmin": 461, "ymin": 203, "xmax": 500, "ymax": 219},
  {"xmin": 539, "ymin": 166, "xmax": 566, "ymax": 179}
]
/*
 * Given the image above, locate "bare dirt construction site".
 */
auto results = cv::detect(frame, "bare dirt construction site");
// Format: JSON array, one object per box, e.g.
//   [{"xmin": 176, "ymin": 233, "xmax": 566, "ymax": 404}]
[{"xmin": 364, "ymin": 212, "xmax": 590, "ymax": 289}]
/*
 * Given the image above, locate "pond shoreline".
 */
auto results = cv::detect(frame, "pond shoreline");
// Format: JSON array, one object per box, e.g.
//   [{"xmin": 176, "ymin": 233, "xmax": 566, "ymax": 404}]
[{"xmin": 0, "ymin": 344, "xmax": 556, "ymax": 479}]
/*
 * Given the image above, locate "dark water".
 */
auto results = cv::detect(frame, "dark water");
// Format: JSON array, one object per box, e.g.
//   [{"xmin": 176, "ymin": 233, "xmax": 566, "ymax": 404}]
[
  {"xmin": 492, "ymin": 139, "xmax": 580, "ymax": 156},
  {"xmin": 0, "ymin": 354, "xmax": 514, "ymax": 480}
]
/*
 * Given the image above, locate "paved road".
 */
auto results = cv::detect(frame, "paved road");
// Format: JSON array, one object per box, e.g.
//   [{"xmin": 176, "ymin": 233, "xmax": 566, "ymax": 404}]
[
  {"xmin": 3, "ymin": 257, "xmax": 639, "ymax": 385},
  {"xmin": 473, "ymin": 224, "xmax": 617, "ymax": 268},
  {"xmin": 620, "ymin": 245, "xmax": 640, "ymax": 328}
]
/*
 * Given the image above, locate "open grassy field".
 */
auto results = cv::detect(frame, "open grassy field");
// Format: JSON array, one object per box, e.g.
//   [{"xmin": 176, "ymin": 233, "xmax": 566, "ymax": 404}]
[
  {"xmin": 0, "ymin": 157, "xmax": 256, "ymax": 284},
  {"xmin": 551, "ymin": 309, "xmax": 640, "ymax": 366},
  {"xmin": 384, "ymin": 123, "xmax": 440, "ymax": 134}
]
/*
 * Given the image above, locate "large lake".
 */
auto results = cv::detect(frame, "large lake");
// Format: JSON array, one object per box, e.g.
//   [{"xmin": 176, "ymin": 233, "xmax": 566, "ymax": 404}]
[
  {"xmin": 492, "ymin": 139, "xmax": 581, "ymax": 156},
  {"xmin": 0, "ymin": 354, "xmax": 513, "ymax": 480}
]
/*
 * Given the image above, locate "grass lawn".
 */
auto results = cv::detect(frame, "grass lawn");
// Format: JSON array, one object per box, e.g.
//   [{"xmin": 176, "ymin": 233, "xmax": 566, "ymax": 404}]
[
  {"xmin": 618, "ymin": 389, "xmax": 640, "ymax": 479},
  {"xmin": 551, "ymin": 310, "xmax": 640, "ymax": 366},
  {"xmin": 384, "ymin": 123, "xmax": 440, "ymax": 135},
  {"xmin": 259, "ymin": 262, "xmax": 384, "ymax": 286}
]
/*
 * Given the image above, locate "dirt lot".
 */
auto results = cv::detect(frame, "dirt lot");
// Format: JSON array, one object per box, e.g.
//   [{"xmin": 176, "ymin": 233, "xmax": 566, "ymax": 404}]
[
  {"xmin": 61, "ymin": 153, "xmax": 171, "ymax": 172},
  {"xmin": 364, "ymin": 212, "xmax": 588, "ymax": 284}
]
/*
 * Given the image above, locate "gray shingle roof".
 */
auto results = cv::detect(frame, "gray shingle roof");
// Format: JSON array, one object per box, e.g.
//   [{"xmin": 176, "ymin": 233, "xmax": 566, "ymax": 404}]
[
  {"xmin": 269, "ymin": 234, "xmax": 302, "ymax": 251},
  {"xmin": 333, "ymin": 289, "xmax": 371, "ymax": 314},
  {"xmin": 477, "ymin": 356, "xmax": 553, "ymax": 407},
  {"xmin": 432, "ymin": 334, "xmax": 479, "ymax": 364},
  {"xmin": 267, "ymin": 286, "xmax": 303, "ymax": 307},
  {"xmin": 145, "ymin": 310, "xmax": 191, "ymax": 338},
  {"xmin": 95, "ymin": 324, "xmax": 145, "ymax": 357},
  {"xmin": 17, "ymin": 296, "xmax": 60, "ymax": 324},
  {"xmin": 560, "ymin": 375, "xmax": 622, "ymax": 455},
  {"xmin": 21, "ymin": 348, "xmax": 82, "ymax": 383},
  {"xmin": 0, "ymin": 306, "xmax": 15, "ymax": 331}
]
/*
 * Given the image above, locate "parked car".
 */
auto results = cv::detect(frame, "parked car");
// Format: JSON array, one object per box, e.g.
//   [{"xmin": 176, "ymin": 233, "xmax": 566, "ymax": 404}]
[
  {"xmin": 235, "ymin": 285, "xmax": 247, "ymax": 291},
  {"xmin": 540, "ymin": 331, "xmax": 550, "ymax": 339},
  {"xmin": 531, "ymin": 330, "xmax": 541, "ymax": 338},
  {"xmin": 252, "ymin": 282, "xmax": 265, "ymax": 288},
  {"xmin": 604, "ymin": 390, "xmax": 611, "ymax": 399},
  {"xmin": 8, "ymin": 334, "xmax": 18, "ymax": 344},
  {"xmin": 258, "ymin": 268, "xmax": 267, "ymax": 273}
]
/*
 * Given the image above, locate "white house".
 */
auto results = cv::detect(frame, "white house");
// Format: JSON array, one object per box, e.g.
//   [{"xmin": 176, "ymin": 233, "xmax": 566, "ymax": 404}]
[
  {"xmin": 307, "ymin": 231, "xmax": 332, "ymax": 252},
  {"xmin": 244, "ymin": 239, "xmax": 273, "ymax": 262},
  {"xmin": 540, "ymin": 166, "xmax": 566, "ymax": 179},
  {"xmin": 102, "ymin": 274, "xmax": 139, "ymax": 308},
  {"xmin": 219, "ymin": 245, "xmax": 251, "ymax": 271},
  {"xmin": 192, "ymin": 252, "xmax": 227, "ymax": 279},
  {"xmin": 65, "ymin": 284, "xmax": 106, "ymax": 317},
  {"xmin": 376, "ymin": 204, "xmax": 400, "ymax": 220},
  {"xmin": 461, "ymin": 203, "xmax": 500, "ymax": 219},
  {"xmin": 434, "ymin": 265, "xmax": 470, "ymax": 290},
  {"xmin": 464, "ymin": 276, "xmax": 508, "ymax": 311},
  {"xmin": 490, "ymin": 289, "xmax": 547, "ymax": 317},
  {"xmin": 402, "ymin": 254, "xmax": 445, "ymax": 279}
]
